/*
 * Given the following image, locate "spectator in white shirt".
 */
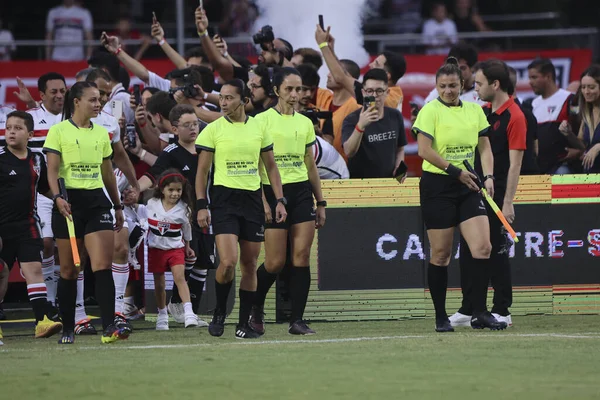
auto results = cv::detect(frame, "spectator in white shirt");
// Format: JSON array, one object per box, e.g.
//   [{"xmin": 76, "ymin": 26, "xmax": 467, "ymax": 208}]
[
  {"xmin": 45, "ymin": 0, "xmax": 94, "ymax": 61},
  {"xmin": 0, "ymin": 19, "xmax": 16, "ymax": 61},
  {"xmin": 422, "ymin": 2, "xmax": 458, "ymax": 55}
]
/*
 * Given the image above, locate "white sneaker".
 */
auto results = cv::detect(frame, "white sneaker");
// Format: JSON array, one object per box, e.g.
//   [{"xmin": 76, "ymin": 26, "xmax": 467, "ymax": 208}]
[
  {"xmin": 184, "ymin": 314, "xmax": 199, "ymax": 328},
  {"xmin": 449, "ymin": 312, "xmax": 472, "ymax": 327},
  {"xmin": 156, "ymin": 314, "xmax": 169, "ymax": 331},
  {"xmin": 492, "ymin": 313, "xmax": 512, "ymax": 327},
  {"xmin": 168, "ymin": 302, "xmax": 185, "ymax": 324},
  {"xmin": 196, "ymin": 316, "xmax": 209, "ymax": 328}
]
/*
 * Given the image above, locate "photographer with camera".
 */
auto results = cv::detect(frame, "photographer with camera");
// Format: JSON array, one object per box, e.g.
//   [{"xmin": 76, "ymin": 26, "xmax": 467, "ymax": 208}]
[
  {"xmin": 253, "ymin": 25, "xmax": 294, "ymax": 68},
  {"xmin": 342, "ymin": 69, "xmax": 407, "ymax": 179},
  {"xmin": 168, "ymin": 67, "xmax": 222, "ymax": 124}
]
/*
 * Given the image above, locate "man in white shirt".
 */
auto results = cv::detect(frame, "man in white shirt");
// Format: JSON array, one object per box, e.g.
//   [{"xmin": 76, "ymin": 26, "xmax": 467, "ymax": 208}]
[
  {"xmin": 88, "ymin": 51, "xmax": 135, "ymax": 125},
  {"xmin": 422, "ymin": 2, "xmax": 458, "ymax": 55},
  {"xmin": 45, "ymin": 0, "xmax": 93, "ymax": 61}
]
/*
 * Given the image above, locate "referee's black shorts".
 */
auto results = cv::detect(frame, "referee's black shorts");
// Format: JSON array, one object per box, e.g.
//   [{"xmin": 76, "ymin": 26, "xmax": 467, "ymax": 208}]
[
  {"xmin": 209, "ymin": 185, "xmax": 265, "ymax": 242},
  {"xmin": 52, "ymin": 188, "xmax": 113, "ymax": 239},
  {"xmin": 419, "ymin": 171, "xmax": 487, "ymax": 230},
  {"xmin": 264, "ymin": 180, "xmax": 315, "ymax": 229}
]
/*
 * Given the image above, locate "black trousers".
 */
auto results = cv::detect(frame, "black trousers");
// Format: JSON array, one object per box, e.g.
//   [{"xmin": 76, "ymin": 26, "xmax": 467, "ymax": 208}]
[{"xmin": 458, "ymin": 198, "xmax": 513, "ymax": 316}]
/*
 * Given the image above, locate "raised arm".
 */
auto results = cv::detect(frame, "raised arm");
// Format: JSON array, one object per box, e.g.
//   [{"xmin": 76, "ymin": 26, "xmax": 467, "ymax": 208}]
[
  {"xmin": 101, "ymin": 32, "xmax": 150, "ymax": 82},
  {"xmin": 151, "ymin": 19, "xmax": 187, "ymax": 69},
  {"xmin": 315, "ymin": 25, "xmax": 356, "ymax": 98},
  {"xmin": 194, "ymin": 7, "xmax": 235, "ymax": 81}
]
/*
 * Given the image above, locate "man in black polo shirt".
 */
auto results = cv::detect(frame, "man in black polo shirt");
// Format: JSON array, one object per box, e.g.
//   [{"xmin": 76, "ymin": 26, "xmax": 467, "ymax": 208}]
[
  {"xmin": 450, "ymin": 59, "xmax": 527, "ymax": 329},
  {"xmin": 129, "ymin": 104, "xmax": 215, "ymax": 326},
  {"xmin": 341, "ymin": 69, "xmax": 407, "ymax": 178}
]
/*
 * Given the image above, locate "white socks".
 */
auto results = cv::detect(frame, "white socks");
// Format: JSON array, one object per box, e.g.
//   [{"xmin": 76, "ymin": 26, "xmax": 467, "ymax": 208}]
[
  {"xmin": 42, "ymin": 257, "xmax": 56, "ymax": 305},
  {"xmin": 75, "ymin": 271, "xmax": 88, "ymax": 322},
  {"xmin": 111, "ymin": 263, "xmax": 129, "ymax": 314}
]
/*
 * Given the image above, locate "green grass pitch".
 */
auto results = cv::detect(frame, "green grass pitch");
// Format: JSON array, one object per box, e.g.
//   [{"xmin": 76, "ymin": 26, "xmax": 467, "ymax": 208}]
[{"xmin": 1, "ymin": 314, "xmax": 600, "ymax": 399}]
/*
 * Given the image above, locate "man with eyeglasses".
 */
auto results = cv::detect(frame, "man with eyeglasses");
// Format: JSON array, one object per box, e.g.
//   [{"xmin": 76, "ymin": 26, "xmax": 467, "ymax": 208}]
[
  {"xmin": 128, "ymin": 104, "xmax": 212, "ymax": 326},
  {"xmin": 247, "ymin": 64, "xmax": 279, "ymax": 116},
  {"xmin": 342, "ymin": 69, "xmax": 407, "ymax": 178}
]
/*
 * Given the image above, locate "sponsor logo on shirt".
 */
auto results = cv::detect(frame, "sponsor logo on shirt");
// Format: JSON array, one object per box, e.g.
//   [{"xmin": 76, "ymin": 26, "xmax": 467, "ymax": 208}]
[{"xmin": 367, "ymin": 130, "xmax": 397, "ymax": 143}]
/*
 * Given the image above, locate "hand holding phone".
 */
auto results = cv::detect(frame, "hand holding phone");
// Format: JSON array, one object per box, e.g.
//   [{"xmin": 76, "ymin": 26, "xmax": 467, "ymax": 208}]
[
  {"xmin": 363, "ymin": 95, "xmax": 376, "ymax": 111},
  {"xmin": 394, "ymin": 160, "xmax": 408, "ymax": 184},
  {"xmin": 133, "ymin": 84, "xmax": 142, "ymax": 106}
]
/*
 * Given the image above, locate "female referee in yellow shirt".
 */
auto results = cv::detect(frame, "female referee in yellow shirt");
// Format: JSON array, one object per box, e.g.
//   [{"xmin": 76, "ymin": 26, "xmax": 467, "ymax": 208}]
[
  {"xmin": 249, "ymin": 68, "xmax": 326, "ymax": 336},
  {"xmin": 44, "ymin": 81, "xmax": 129, "ymax": 344},
  {"xmin": 195, "ymin": 79, "xmax": 287, "ymax": 339},
  {"xmin": 413, "ymin": 57, "xmax": 506, "ymax": 332}
]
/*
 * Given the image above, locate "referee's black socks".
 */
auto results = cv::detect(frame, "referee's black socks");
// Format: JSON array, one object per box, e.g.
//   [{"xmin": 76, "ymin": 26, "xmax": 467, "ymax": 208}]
[
  {"xmin": 94, "ymin": 269, "xmax": 116, "ymax": 330},
  {"xmin": 238, "ymin": 289, "xmax": 255, "ymax": 326},
  {"xmin": 290, "ymin": 267, "xmax": 311, "ymax": 323},
  {"xmin": 58, "ymin": 277, "xmax": 77, "ymax": 332},
  {"xmin": 427, "ymin": 263, "xmax": 448, "ymax": 320},
  {"xmin": 471, "ymin": 257, "xmax": 491, "ymax": 314},
  {"xmin": 188, "ymin": 269, "xmax": 207, "ymax": 314},
  {"xmin": 214, "ymin": 279, "xmax": 233, "ymax": 314},
  {"xmin": 255, "ymin": 263, "xmax": 277, "ymax": 307}
]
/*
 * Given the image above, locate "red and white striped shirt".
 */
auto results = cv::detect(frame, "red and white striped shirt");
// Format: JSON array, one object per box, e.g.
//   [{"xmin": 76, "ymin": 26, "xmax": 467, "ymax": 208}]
[
  {"xmin": 25, "ymin": 104, "xmax": 63, "ymax": 152},
  {"xmin": 137, "ymin": 198, "xmax": 192, "ymax": 251}
]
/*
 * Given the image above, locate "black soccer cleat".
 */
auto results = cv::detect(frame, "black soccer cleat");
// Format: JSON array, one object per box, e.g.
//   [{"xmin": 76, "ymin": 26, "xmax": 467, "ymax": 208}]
[
  {"xmin": 208, "ymin": 313, "xmax": 226, "ymax": 337},
  {"xmin": 114, "ymin": 313, "xmax": 133, "ymax": 337},
  {"xmin": 234, "ymin": 324, "xmax": 262, "ymax": 339},
  {"xmin": 471, "ymin": 312, "xmax": 508, "ymax": 331},
  {"xmin": 249, "ymin": 305, "xmax": 265, "ymax": 335},
  {"xmin": 58, "ymin": 330, "xmax": 75, "ymax": 345},
  {"xmin": 289, "ymin": 320, "xmax": 316, "ymax": 335},
  {"xmin": 435, "ymin": 317, "xmax": 455, "ymax": 333}
]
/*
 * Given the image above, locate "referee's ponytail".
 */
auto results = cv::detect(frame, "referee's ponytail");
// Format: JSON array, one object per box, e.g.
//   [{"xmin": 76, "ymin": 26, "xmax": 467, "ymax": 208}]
[
  {"xmin": 61, "ymin": 81, "xmax": 98, "ymax": 121},
  {"xmin": 436, "ymin": 56, "xmax": 464, "ymax": 90}
]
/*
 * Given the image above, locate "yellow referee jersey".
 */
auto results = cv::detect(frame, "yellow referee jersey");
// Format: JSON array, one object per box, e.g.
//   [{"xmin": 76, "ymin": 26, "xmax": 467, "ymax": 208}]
[
  {"xmin": 195, "ymin": 116, "xmax": 273, "ymax": 191},
  {"xmin": 43, "ymin": 119, "xmax": 113, "ymax": 190},
  {"xmin": 256, "ymin": 108, "xmax": 316, "ymax": 185},
  {"xmin": 412, "ymin": 98, "xmax": 489, "ymax": 175}
]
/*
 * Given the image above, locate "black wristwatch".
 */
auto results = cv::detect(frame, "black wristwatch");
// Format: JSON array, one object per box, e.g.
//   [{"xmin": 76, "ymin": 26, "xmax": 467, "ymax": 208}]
[
  {"xmin": 52, "ymin": 194, "xmax": 64, "ymax": 204},
  {"xmin": 277, "ymin": 197, "xmax": 287, "ymax": 206},
  {"xmin": 484, "ymin": 175, "xmax": 495, "ymax": 182},
  {"xmin": 316, "ymin": 200, "xmax": 327, "ymax": 207},
  {"xmin": 113, "ymin": 204, "xmax": 124, "ymax": 211}
]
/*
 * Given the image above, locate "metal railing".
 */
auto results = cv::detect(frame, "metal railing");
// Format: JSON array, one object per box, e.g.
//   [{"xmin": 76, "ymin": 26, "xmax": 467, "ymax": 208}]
[
  {"xmin": 2, "ymin": 27, "xmax": 597, "ymax": 60},
  {"xmin": 363, "ymin": 11, "xmax": 563, "ymax": 30}
]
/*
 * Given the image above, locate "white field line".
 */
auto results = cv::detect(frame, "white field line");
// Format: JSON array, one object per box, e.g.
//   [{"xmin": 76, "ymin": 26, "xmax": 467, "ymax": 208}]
[{"xmin": 1, "ymin": 333, "xmax": 599, "ymax": 353}]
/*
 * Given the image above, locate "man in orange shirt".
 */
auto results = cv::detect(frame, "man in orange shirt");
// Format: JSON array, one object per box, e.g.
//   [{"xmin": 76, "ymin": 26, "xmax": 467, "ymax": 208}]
[
  {"xmin": 316, "ymin": 25, "xmax": 407, "ymax": 112},
  {"xmin": 314, "ymin": 28, "xmax": 361, "ymax": 160}
]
